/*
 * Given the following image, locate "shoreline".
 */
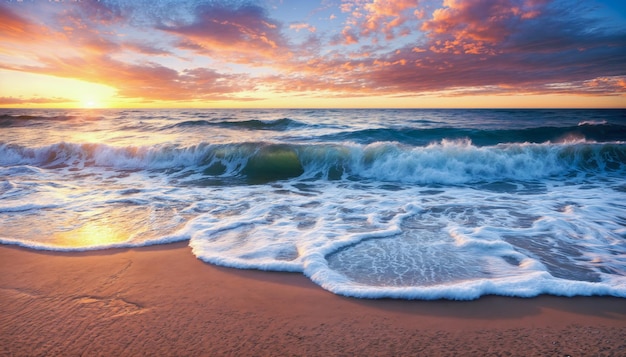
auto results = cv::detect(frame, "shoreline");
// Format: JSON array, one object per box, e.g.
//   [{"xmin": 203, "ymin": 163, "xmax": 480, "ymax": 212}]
[{"xmin": 1, "ymin": 241, "xmax": 625, "ymax": 356}]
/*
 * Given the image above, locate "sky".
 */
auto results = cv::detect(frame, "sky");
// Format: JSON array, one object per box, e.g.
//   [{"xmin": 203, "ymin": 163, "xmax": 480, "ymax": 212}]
[{"xmin": 1, "ymin": 0, "xmax": 625, "ymax": 108}]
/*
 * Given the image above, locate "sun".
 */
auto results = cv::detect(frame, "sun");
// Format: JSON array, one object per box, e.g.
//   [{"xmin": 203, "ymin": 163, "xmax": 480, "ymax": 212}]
[
  {"xmin": 83, "ymin": 100, "xmax": 98, "ymax": 108},
  {"xmin": 81, "ymin": 97, "xmax": 106, "ymax": 109}
]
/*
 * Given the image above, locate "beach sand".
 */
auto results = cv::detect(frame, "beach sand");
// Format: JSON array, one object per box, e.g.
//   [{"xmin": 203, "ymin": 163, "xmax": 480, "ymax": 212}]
[{"xmin": 1, "ymin": 241, "xmax": 625, "ymax": 356}]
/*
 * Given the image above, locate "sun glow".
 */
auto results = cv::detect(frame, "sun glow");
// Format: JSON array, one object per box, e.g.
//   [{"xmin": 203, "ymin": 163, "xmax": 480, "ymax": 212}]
[
  {"xmin": 51, "ymin": 207, "xmax": 151, "ymax": 248},
  {"xmin": 82, "ymin": 98, "xmax": 103, "ymax": 109},
  {"xmin": 0, "ymin": 70, "xmax": 118, "ymax": 108},
  {"xmin": 54, "ymin": 220, "xmax": 129, "ymax": 247}
]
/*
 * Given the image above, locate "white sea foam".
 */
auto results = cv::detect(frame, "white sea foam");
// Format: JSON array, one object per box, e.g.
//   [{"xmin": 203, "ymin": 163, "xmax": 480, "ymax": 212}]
[
  {"xmin": 183, "ymin": 179, "xmax": 626, "ymax": 300},
  {"xmin": 2, "ymin": 109, "xmax": 626, "ymax": 300}
]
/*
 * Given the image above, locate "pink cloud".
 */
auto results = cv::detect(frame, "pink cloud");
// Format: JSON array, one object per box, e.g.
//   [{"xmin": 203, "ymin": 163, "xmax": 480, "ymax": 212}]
[
  {"xmin": 289, "ymin": 22, "xmax": 316, "ymax": 33},
  {"xmin": 422, "ymin": 0, "xmax": 547, "ymax": 54},
  {"xmin": 341, "ymin": 27, "xmax": 360, "ymax": 44},
  {"xmin": 157, "ymin": 3, "xmax": 287, "ymax": 60}
]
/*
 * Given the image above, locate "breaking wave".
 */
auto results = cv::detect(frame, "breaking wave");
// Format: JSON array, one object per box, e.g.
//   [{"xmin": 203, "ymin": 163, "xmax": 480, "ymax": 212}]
[{"xmin": 2, "ymin": 139, "xmax": 624, "ymax": 185}]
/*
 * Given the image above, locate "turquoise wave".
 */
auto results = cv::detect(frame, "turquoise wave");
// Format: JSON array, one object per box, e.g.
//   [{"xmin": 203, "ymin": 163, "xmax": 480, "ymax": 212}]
[{"xmin": 2, "ymin": 140, "xmax": 625, "ymax": 185}]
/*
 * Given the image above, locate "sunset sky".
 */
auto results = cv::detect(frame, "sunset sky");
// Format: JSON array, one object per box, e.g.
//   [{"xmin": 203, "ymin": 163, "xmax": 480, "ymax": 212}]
[{"xmin": 1, "ymin": 0, "xmax": 625, "ymax": 108}]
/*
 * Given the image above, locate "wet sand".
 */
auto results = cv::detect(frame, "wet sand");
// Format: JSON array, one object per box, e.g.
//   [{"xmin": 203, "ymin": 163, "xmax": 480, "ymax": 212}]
[{"xmin": 1, "ymin": 241, "xmax": 625, "ymax": 356}]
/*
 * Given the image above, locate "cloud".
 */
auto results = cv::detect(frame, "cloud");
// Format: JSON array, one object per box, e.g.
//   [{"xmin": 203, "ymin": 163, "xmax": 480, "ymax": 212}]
[
  {"xmin": 421, "ymin": 0, "xmax": 547, "ymax": 54},
  {"xmin": 3, "ymin": 54, "xmax": 256, "ymax": 102},
  {"xmin": 341, "ymin": 27, "xmax": 360, "ymax": 44},
  {"xmin": 122, "ymin": 42, "xmax": 174, "ymax": 56},
  {"xmin": 157, "ymin": 2, "xmax": 288, "ymax": 61},
  {"xmin": 361, "ymin": 0, "xmax": 419, "ymax": 39},
  {"xmin": 300, "ymin": 0, "xmax": 625, "ymax": 97},
  {"xmin": 70, "ymin": 0, "xmax": 126, "ymax": 26},
  {"xmin": 0, "ymin": 4, "xmax": 32, "ymax": 39},
  {"xmin": 0, "ymin": 1, "xmax": 265, "ymax": 103},
  {"xmin": 0, "ymin": 3, "xmax": 57, "ymax": 45},
  {"xmin": 0, "ymin": 2, "xmax": 124, "ymax": 58},
  {"xmin": 1, "ymin": 0, "xmax": 624, "ymax": 105},
  {"xmin": 0, "ymin": 96, "xmax": 76, "ymax": 105},
  {"xmin": 338, "ymin": 0, "xmax": 419, "ymax": 43},
  {"xmin": 289, "ymin": 22, "xmax": 316, "ymax": 33}
]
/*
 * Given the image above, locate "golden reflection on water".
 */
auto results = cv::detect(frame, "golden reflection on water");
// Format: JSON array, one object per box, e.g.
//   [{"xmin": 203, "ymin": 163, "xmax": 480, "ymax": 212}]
[
  {"xmin": 46, "ymin": 205, "xmax": 170, "ymax": 248},
  {"xmin": 1, "ymin": 193, "xmax": 188, "ymax": 249},
  {"xmin": 52, "ymin": 218, "xmax": 131, "ymax": 248},
  {"xmin": 47, "ymin": 203, "xmax": 188, "ymax": 248}
]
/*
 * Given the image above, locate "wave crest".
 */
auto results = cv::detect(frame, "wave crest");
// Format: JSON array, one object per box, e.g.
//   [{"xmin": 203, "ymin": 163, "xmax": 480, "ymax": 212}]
[{"xmin": 2, "ymin": 140, "xmax": 625, "ymax": 184}]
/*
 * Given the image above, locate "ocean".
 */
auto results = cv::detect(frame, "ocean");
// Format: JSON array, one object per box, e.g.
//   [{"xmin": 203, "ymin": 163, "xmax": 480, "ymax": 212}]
[{"xmin": 1, "ymin": 108, "xmax": 625, "ymax": 300}]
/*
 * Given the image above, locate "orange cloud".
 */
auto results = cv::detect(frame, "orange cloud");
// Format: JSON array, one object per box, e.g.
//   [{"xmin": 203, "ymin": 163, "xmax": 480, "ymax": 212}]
[
  {"xmin": 4, "ymin": 54, "xmax": 255, "ymax": 102},
  {"xmin": 339, "ymin": 0, "xmax": 419, "ymax": 41},
  {"xmin": 0, "ymin": 4, "xmax": 61, "ymax": 50},
  {"xmin": 0, "ymin": 96, "xmax": 75, "ymax": 105},
  {"xmin": 422, "ymin": 0, "xmax": 547, "ymax": 54},
  {"xmin": 0, "ymin": 5, "xmax": 31, "ymax": 39},
  {"xmin": 363, "ymin": 0, "xmax": 419, "ymax": 37}
]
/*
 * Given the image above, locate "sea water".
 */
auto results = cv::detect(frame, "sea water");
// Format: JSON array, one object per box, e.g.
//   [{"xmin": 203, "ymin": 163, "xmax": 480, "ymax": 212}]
[{"xmin": 1, "ymin": 108, "xmax": 625, "ymax": 300}]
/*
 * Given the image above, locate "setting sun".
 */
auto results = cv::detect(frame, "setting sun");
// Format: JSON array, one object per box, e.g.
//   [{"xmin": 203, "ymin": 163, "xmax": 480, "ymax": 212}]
[{"xmin": 82, "ymin": 100, "xmax": 98, "ymax": 108}]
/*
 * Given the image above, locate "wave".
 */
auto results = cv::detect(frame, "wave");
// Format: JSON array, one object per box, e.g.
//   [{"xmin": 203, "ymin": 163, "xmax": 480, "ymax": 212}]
[
  {"xmin": 322, "ymin": 123, "xmax": 626, "ymax": 146},
  {"xmin": 170, "ymin": 118, "xmax": 307, "ymax": 131},
  {"xmin": 0, "ymin": 113, "xmax": 108, "ymax": 129},
  {"xmin": 2, "ymin": 140, "xmax": 625, "ymax": 185},
  {"xmin": 0, "ymin": 114, "xmax": 77, "ymax": 127},
  {"xmin": 0, "ymin": 114, "xmax": 76, "ymax": 121}
]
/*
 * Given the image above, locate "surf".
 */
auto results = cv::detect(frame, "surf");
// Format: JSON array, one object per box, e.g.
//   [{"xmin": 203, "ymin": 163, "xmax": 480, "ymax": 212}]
[{"xmin": 2, "ymin": 139, "xmax": 625, "ymax": 184}]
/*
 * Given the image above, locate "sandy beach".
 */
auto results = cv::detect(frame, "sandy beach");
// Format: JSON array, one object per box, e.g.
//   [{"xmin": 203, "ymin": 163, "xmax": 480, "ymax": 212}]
[{"xmin": 1, "ymin": 241, "xmax": 625, "ymax": 356}]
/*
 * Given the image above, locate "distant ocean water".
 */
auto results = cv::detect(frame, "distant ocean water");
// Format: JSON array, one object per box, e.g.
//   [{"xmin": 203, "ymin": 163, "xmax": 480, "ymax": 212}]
[{"xmin": 1, "ymin": 108, "xmax": 625, "ymax": 300}]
